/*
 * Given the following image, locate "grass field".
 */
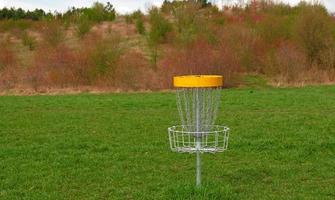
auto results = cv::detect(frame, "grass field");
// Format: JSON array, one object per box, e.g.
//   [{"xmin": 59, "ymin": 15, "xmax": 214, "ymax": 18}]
[{"xmin": 0, "ymin": 86, "xmax": 335, "ymax": 199}]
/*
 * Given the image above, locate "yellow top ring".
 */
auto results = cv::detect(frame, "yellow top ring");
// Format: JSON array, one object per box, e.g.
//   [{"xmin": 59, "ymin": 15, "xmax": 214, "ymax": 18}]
[{"xmin": 173, "ymin": 75, "xmax": 223, "ymax": 88}]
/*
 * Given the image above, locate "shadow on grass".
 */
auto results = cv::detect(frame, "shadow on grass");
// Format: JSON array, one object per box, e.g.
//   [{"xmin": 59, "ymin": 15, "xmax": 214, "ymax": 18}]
[{"xmin": 165, "ymin": 182, "xmax": 238, "ymax": 200}]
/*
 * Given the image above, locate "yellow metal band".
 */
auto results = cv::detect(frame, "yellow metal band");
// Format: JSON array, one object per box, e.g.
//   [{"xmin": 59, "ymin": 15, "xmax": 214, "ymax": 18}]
[{"xmin": 173, "ymin": 75, "xmax": 223, "ymax": 88}]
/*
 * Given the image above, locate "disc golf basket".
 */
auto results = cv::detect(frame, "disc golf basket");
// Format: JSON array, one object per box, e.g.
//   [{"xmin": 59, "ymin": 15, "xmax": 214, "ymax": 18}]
[{"xmin": 168, "ymin": 75, "xmax": 229, "ymax": 186}]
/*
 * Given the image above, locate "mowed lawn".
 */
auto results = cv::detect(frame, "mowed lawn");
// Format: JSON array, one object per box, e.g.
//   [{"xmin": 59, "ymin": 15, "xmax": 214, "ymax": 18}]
[{"xmin": 0, "ymin": 86, "xmax": 334, "ymax": 199}]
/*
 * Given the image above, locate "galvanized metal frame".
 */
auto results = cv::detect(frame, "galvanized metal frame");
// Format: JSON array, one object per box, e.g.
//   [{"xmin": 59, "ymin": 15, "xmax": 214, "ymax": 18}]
[
  {"xmin": 168, "ymin": 77, "xmax": 229, "ymax": 187},
  {"xmin": 168, "ymin": 125, "xmax": 230, "ymax": 153}
]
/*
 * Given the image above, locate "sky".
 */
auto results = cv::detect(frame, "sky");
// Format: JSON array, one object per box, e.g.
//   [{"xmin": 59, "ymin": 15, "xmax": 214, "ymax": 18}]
[{"xmin": 1, "ymin": 0, "xmax": 335, "ymax": 14}]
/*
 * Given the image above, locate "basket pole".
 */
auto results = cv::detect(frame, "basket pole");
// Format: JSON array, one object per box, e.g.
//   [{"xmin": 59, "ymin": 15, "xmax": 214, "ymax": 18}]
[
  {"xmin": 196, "ymin": 88, "xmax": 201, "ymax": 187},
  {"xmin": 196, "ymin": 144, "xmax": 201, "ymax": 186}
]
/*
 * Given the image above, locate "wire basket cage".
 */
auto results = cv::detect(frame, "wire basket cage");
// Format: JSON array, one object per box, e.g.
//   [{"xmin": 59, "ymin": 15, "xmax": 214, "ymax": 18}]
[
  {"xmin": 176, "ymin": 87, "xmax": 221, "ymax": 133},
  {"xmin": 167, "ymin": 75, "xmax": 230, "ymax": 186},
  {"xmin": 168, "ymin": 125, "xmax": 229, "ymax": 153}
]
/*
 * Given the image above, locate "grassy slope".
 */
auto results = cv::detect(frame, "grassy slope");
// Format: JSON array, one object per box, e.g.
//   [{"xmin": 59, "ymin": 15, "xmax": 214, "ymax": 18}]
[{"xmin": 0, "ymin": 86, "xmax": 334, "ymax": 199}]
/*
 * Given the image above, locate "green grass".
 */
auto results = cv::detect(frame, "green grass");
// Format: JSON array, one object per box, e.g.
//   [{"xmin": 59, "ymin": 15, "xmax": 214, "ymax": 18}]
[
  {"xmin": 0, "ymin": 86, "xmax": 335, "ymax": 199},
  {"xmin": 242, "ymin": 74, "xmax": 270, "ymax": 88}
]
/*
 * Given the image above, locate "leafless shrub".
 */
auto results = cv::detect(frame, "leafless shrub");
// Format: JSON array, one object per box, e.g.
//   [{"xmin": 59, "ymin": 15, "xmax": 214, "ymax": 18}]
[
  {"xmin": 158, "ymin": 37, "xmax": 240, "ymax": 88},
  {"xmin": 0, "ymin": 40, "xmax": 18, "ymax": 89}
]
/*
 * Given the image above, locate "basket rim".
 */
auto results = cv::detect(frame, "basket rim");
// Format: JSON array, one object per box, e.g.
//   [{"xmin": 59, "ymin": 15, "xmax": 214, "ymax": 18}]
[
  {"xmin": 168, "ymin": 125, "xmax": 230, "ymax": 134},
  {"xmin": 173, "ymin": 75, "xmax": 223, "ymax": 88}
]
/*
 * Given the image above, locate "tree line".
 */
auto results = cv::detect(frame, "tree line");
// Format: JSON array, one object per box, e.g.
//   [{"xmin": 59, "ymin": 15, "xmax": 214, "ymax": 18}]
[{"xmin": 0, "ymin": 2, "xmax": 116, "ymax": 21}]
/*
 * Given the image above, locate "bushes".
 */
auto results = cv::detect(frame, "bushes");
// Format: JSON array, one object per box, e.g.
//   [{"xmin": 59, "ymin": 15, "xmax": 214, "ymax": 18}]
[
  {"xmin": 42, "ymin": 20, "xmax": 64, "ymax": 47},
  {"xmin": 80, "ymin": 33, "xmax": 154, "ymax": 89},
  {"xmin": 75, "ymin": 16, "xmax": 93, "ymax": 38},
  {"xmin": 63, "ymin": 2, "xmax": 117, "ymax": 38},
  {"xmin": 256, "ymin": 14, "xmax": 293, "ymax": 43},
  {"xmin": 0, "ymin": 40, "xmax": 18, "ymax": 89},
  {"xmin": 125, "ymin": 10, "xmax": 143, "ymax": 23},
  {"xmin": 124, "ymin": 10, "xmax": 146, "ymax": 35},
  {"xmin": 135, "ymin": 17, "xmax": 146, "ymax": 35},
  {"xmin": 168, "ymin": 1, "xmax": 218, "ymax": 45},
  {"xmin": 158, "ymin": 37, "xmax": 240, "ymax": 88},
  {"xmin": 0, "ymin": 40, "xmax": 16, "ymax": 71},
  {"xmin": 2, "ymin": 29, "xmax": 154, "ymax": 90},
  {"xmin": 295, "ymin": 5, "xmax": 335, "ymax": 66},
  {"xmin": 1, "ymin": 0, "xmax": 335, "ymax": 92},
  {"xmin": 27, "ymin": 33, "xmax": 121, "ymax": 88},
  {"xmin": 87, "ymin": 2, "xmax": 116, "ymax": 23},
  {"xmin": 21, "ymin": 31, "xmax": 36, "ymax": 50},
  {"xmin": 147, "ymin": 7, "xmax": 172, "ymax": 66},
  {"xmin": 173, "ymin": 2, "xmax": 202, "ymax": 44},
  {"xmin": 114, "ymin": 51, "xmax": 153, "ymax": 90},
  {"xmin": 219, "ymin": 24, "xmax": 262, "ymax": 72},
  {"xmin": 260, "ymin": 42, "xmax": 307, "ymax": 83},
  {"xmin": 0, "ymin": 7, "xmax": 50, "ymax": 20},
  {"xmin": 0, "ymin": 19, "xmax": 32, "ymax": 35},
  {"xmin": 86, "ymin": 33, "xmax": 123, "ymax": 83},
  {"xmin": 28, "ymin": 44, "xmax": 78, "ymax": 88},
  {"xmin": 148, "ymin": 7, "xmax": 172, "ymax": 45},
  {"xmin": 61, "ymin": 2, "xmax": 115, "ymax": 23}
]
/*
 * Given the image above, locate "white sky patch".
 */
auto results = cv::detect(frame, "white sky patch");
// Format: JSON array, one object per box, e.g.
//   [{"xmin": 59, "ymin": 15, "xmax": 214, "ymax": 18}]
[
  {"xmin": 324, "ymin": 0, "xmax": 335, "ymax": 12},
  {"xmin": 1, "ymin": 0, "xmax": 335, "ymax": 13},
  {"xmin": 2, "ymin": 0, "xmax": 165, "ymax": 13}
]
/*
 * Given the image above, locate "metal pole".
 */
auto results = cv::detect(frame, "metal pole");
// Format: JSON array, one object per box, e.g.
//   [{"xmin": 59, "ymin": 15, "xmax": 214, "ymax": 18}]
[
  {"xmin": 196, "ymin": 88, "xmax": 201, "ymax": 187},
  {"xmin": 196, "ymin": 141, "xmax": 201, "ymax": 186}
]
